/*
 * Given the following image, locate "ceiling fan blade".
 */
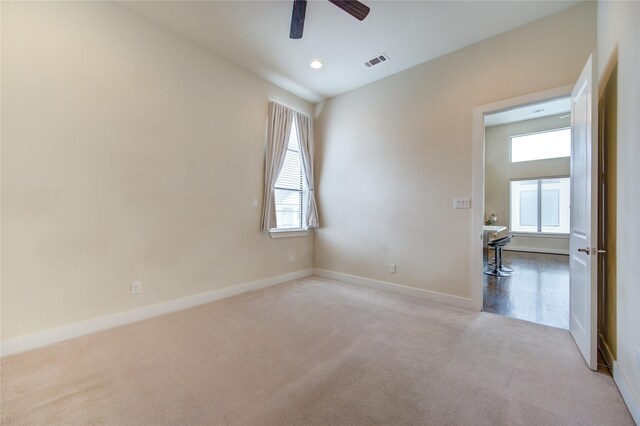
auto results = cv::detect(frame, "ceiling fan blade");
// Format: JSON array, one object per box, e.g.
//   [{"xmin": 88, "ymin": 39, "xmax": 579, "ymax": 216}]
[
  {"xmin": 328, "ymin": 0, "xmax": 370, "ymax": 21},
  {"xmin": 290, "ymin": 0, "xmax": 307, "ymax": 39}
]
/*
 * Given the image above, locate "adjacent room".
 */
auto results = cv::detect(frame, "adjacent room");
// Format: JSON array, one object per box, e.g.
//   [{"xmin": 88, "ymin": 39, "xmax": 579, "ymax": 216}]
[
  {"xmin": 2, "ymin": 1, "xmax": 639, "ymax": 425},
  {"xmin": 482, "ymin": 98, "xmax": 572, "ymax": 329}
]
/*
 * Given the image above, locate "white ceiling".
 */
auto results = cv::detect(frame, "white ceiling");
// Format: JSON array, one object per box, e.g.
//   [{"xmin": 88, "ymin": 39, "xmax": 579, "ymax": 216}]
[
  {"xmin": 484, "ymin": 97, "xmax": 572, "ymax": 127},
  {"xmin": 122, "ymin": 1, "xmax": 580, "ymax": 103}
]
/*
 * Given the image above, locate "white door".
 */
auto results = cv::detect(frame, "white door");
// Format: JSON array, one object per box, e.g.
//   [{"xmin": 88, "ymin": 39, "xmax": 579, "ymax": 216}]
[{"xmin": 569, "ymin": 53, "xmax": 598, "ymax": 370}]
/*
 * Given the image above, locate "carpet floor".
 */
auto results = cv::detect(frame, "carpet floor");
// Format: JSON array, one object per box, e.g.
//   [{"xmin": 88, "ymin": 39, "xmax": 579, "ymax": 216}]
[{"xmin": 1, "ymin": 276, "xmax": 634, "ymax": 425}]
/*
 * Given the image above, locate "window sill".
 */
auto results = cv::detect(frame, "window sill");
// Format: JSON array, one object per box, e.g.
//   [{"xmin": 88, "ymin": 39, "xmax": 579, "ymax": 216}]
[
  {"xmin": 511, "ymin": 232, "xmax": 569, "ymax": 239},
  {"xmin": 269, "ymin": 229, "xmax": 310, "ymax": 239}
]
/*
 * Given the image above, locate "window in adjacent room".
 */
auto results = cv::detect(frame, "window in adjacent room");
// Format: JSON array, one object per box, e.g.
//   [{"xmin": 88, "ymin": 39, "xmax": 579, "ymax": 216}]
[
  {"xmin": 510, "ymin": 177, "xmax": 570, "ymax": 234},
  {"xmin": 273, "ymin": 121, "xmax": 304, "ymax": 229},
  {"xmin": 510, "ymin": 128, "xmax": 571, "ymax": 163}
]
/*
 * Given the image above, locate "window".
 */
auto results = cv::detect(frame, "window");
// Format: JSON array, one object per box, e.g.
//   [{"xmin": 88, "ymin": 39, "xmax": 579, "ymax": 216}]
[
  {"xmin": 510, "ymin": 177, "xmax": 570, "ymax": 234},
  {"xmin": 510, "ymin": 128, "xmax": 571, "ymax": 163},
  {"xmin": 273, "ymin": 121, "xmax": 304, "ymax": 229}
]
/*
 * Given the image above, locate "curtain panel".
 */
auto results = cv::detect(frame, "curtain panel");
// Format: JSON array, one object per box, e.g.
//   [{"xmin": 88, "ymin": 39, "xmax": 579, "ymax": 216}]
[
  {"xmin": 260, "ymin": 102, "xmax": 294, "ymax": 232},
  {"xmin": 295, "ymin": 113, "xmax": 319, "ymax": 228},
  {"xmin": 260, "ymin": 101, "xmax": 320, "ymax": 231}
]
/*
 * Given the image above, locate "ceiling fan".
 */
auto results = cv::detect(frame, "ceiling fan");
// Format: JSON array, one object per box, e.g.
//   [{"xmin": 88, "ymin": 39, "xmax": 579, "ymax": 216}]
[{"xmin": 290, "ymin": 0, "xmax": 370, "ymax": 39}]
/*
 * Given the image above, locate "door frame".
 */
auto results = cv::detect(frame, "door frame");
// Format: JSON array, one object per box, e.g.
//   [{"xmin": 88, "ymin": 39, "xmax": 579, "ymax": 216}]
[{"xmin": 470, "ymin": 84, "xmax": 575, "ymax": 311}]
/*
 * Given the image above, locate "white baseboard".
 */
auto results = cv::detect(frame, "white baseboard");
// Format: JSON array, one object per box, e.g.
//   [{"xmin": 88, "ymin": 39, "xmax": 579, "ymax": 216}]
[
  {"xmin": 0, "ymin": 269, "xmax": 314, "ymax": 357},
  {"xmin": 314, "ymin": 269, "xmax": 474, "ymax": 310},
  {"xmin": 503, "ymin": 246, "xmax": 569, "ymax": 255},
  {"xmin": 613, "ymin": 361, "xmax": 640, "ymax": 425}
]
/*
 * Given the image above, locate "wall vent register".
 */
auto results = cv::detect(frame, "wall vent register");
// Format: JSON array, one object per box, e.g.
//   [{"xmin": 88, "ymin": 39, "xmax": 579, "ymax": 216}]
[{"xmin": 364, "ymin": 53, "xmax": 389, "ymax": 68}]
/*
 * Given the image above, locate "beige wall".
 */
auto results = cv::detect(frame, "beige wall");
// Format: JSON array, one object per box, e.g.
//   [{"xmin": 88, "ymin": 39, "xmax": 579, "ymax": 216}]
[
  {"xmin": 314, "ymin": 2, "xmax": 596, "ymax": 299},
  {"xmin": 1, "ymin": 2, "xmax": 314, "ymax": 340},
  {"xmin": 598, "ymin": 0, "xmax": 640, "ymax": 418},
  {"xmin": 485, "ymin": 114, "xmax": 570, "ymax": 254}
]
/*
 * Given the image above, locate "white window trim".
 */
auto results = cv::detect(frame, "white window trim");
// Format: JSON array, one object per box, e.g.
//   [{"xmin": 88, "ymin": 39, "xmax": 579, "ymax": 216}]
[
  {"xmin": 272, "ymin": 121, "xmax": 306, "ymax": 231},
  {"xmin": 269, "ymin": 228, "xmax": 310, "ymax": 238},
  {"xmin": 510, "ymin": 232, "xmax": 569, "ymax": 238},
  {"xmin": 508, "ymin": 175, "xmax": 570, "ymax": 235}
]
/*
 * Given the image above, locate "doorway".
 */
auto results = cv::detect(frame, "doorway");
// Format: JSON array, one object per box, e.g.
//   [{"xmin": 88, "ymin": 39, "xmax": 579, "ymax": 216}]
[
  {"xmin": 481, "ymin": 98, "xmax": 572, "ymax": 329},
  {"xmin": 472, "ymin": 56, "xmax": 600, "ymax": 371}
]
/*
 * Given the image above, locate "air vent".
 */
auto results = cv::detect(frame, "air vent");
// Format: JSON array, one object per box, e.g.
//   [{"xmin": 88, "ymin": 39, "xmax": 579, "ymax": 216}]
[{"xmin": 364, "ymin": 53, "xmax": 389, "ymax": 68}]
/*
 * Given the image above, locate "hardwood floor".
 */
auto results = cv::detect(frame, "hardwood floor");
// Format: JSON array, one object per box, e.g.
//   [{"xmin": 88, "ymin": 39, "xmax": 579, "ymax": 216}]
[{"xmin": 483, "ymin": 251, "xmax": 569, "ymax": 329}]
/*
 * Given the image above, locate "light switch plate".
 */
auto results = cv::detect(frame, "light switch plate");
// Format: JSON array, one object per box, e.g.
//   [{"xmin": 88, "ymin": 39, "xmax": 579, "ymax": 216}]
[{"xmin": 453, "ymin": 198, "xmax": 471, "ymax": 209}]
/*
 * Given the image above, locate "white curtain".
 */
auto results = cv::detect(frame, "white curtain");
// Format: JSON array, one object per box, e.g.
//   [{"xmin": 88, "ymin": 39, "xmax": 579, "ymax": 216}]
[
  {"xmin": 295, "ymin": 112, "xmax": 319, "ymax": 228},
  {"xmin": 260, "ymin": 102, "xmax": 294, "ymax": 232}
]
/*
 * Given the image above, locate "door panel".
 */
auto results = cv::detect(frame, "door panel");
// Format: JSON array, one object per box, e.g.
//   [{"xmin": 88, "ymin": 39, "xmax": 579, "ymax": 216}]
[
  {"xmin": 572, "ymin": 83, "xmax": 588, "ymax": 234},
  {"xmin": 571, "ymin": 255, "xmax": 587, "ymax": 334},
  {"xmin": 569, "ymin": 53, "xmax": 598, "ymax": 370}
]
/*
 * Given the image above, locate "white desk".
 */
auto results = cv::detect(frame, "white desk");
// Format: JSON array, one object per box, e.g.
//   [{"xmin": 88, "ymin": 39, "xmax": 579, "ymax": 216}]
[
  {"xmin": 483, "ymin": 226, "xmax": 507, "ymax": 233},
  {"xmin": 483, "ymin": 226, "xmax": 507, "ymax": 263}
]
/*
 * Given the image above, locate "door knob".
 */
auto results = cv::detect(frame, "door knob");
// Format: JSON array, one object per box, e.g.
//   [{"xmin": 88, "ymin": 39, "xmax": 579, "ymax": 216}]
[{"xmin": 578, "ymin": 247, "xmax": 591, "ymax": 255}]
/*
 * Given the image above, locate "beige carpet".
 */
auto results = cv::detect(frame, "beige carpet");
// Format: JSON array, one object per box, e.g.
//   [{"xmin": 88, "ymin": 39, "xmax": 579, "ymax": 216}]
[{"xmin": 1, "ymin": 276, "xmax": 634, "ymax": 425}]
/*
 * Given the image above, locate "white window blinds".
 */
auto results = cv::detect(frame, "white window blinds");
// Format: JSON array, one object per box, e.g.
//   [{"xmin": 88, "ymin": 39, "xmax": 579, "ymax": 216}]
[
  {"xmin": 274, "ymin": 121, "xmax": 303, "ymax": 229},
  {"xmin": 510, "ymin": 177, "xmax": 570, "ymax": 234}
]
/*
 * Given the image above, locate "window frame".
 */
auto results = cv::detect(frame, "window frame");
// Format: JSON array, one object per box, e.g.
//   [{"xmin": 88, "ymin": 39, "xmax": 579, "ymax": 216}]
[
  {"xmin": 509, "ymin": 127, "xmax": 571, "ymax": 164},
  {"xmin": 508, "ymin": 175, "xmax": 570, "ymax": 237},
  {"xmin": 269, "ymin": 121, "xmax": 308, "ymax": 237}
]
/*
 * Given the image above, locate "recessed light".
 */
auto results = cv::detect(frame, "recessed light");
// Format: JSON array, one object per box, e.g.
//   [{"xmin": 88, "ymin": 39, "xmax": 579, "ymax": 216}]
[{"xmin": 310, "ymin": 60, "xmax": 323, "ymax": 69}]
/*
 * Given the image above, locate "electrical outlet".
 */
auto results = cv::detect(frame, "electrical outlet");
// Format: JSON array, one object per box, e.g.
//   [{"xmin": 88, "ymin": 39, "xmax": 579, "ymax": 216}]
[
  {"xmin": 131, "ymin": 281, "xmax": 141, "ymax": 295},
  {"xmin": 289, "ymin": 255, "xmax": 295, "ymax": 264},
  {"xmin": 389, "ymin": 263, "xmax": 396, "ymax": 273},
  {"xmin": 252, "ymin": 198, "xmax": 258, "ymax": 208},
  {"xmin": 453, "ymin": 198, "xmax": 471, "ymax": 209}
]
